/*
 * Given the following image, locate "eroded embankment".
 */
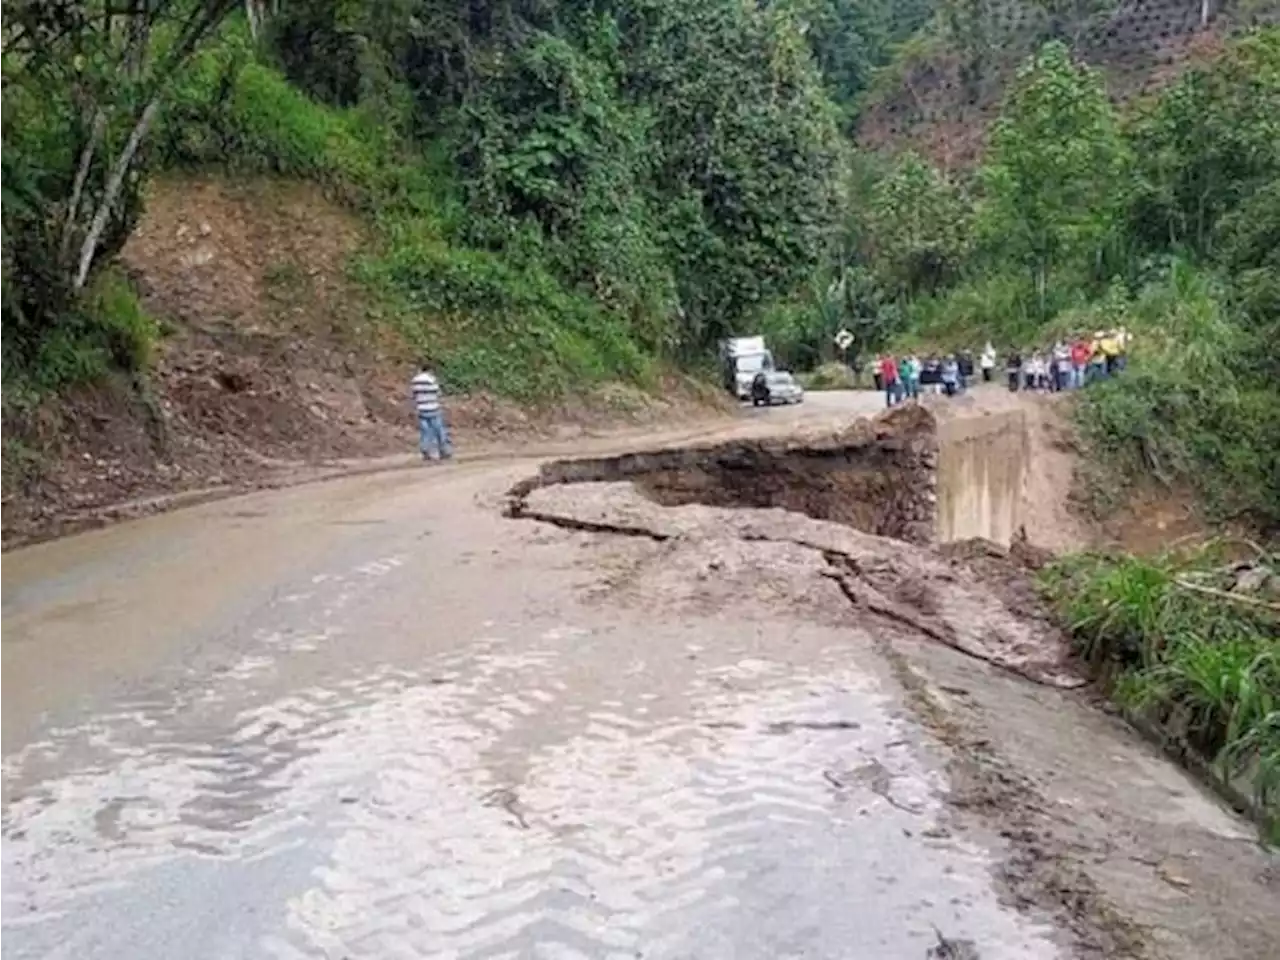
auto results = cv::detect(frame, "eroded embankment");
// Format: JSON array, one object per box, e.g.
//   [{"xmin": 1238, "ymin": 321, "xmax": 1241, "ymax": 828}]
[
  {"xmin": 505, "ymin": 406, "xmax": 1078, "ymax": 688},
  {"xmin": 509, "ymin": 404, "xmax": 941, "ymax": 544},
  {"xmin": 510, "ymin": 403, "xmax": 1033, "ymax": 548},
  {"xmin": 935, "ymin": 410, "xmax": 1029, "ymax": 546}
]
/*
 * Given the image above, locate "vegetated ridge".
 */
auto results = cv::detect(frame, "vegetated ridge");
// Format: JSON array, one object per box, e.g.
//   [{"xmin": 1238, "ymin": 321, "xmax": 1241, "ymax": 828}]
[
  {"xmin": 858, "ymin": 0, "xmax": 1280, "ymax": 168},
  {"xmin": 2, "ymin": 1, "xmax": 1278, "ymax": 544}
]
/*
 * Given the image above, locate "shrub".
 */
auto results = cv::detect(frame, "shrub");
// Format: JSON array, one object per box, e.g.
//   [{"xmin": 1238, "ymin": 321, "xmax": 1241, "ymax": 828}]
[
  {"xmin": 1041, "ymin": 549, "xmax": 1280, "ymax": 833},
  {"xmin": 93, "ymin": 270, "xmax": 161, "ymax": 373},
  {"xmin": 798, "ymin": 362, "xmax": 859, "ymax": 390},
  {"xmin": 1072, "ymin": 263, "xmax": 1280, "ymax": 528},
  {"xmin": 354, "ymin": 239, "xmax": 650, "ymax": 399}
]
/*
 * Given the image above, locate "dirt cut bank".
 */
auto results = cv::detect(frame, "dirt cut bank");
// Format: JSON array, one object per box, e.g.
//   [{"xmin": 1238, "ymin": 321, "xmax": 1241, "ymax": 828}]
[
  {"xmin": 1, "ymin": 174, "xmax": 729, "ymax": 549},
  {"xmin": 511, "ymin": 403, "xmax": 1035, "ymax": 549}
]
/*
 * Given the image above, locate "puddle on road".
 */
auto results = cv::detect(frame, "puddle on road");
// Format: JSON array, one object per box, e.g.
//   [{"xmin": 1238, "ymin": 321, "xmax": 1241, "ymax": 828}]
[{"xmin": 3, "ymin": 624, "xmax": 1061, "ymax": 960}]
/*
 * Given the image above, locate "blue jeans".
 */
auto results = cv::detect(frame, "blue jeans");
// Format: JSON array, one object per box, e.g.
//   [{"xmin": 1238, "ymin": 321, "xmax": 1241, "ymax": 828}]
[{"xmin": 417, "ymin": 410, "xmax": 451, "ymax": 459}]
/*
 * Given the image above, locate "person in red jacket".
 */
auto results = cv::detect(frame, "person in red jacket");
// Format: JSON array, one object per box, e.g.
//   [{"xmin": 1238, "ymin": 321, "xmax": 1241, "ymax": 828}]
[
  {"xmin": 1070, "ymin": 337, "xmax": 1092, "ymax": 389},
  {"xmin": 879, "ymin": 355, "xmax": 901, "ymax": 408}
]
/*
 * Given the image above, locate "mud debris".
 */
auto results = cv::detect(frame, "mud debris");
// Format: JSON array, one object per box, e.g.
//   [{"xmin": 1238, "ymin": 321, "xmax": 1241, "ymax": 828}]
[
  {"xmin": 508, "ymin": 478, "xmax": 1084, "ymax": 688},
  {"xmin": 764, "ymin": 719, "xmax": 862, "ymax": 734},
  {"xmin": 877, "ymin": 639, "xmax": 1149, "ymax": 959},
  {"xmin": 481, "ymin": 786, "xmax": 531, "ymax": 830},
  {"xmin": 927, "ymin": 927, "xmax": 981, "ymax": 959}
]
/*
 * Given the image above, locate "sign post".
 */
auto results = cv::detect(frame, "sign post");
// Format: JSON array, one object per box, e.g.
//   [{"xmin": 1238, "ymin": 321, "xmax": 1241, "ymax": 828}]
[{"xmin": 834, "ymin": 329, "xmax": 854, "ymax": 371}]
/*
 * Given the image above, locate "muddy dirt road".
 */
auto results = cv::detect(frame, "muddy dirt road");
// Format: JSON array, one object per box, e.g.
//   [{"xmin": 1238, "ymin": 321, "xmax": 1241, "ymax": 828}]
[{"xmin": 3, "ymin": 390, "xmax": 1276, "ymax": 959}]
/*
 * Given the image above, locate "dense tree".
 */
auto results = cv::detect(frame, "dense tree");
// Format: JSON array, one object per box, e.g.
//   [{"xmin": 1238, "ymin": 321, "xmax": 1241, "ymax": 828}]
[
  {"xmin": 2, "ymin": 0, "xmax": 241, "ymax": 372},
  {"xmin": 261, "ymin": 0, "xmax": 846, "ymax": 352},
  {"xmin": 1128, "ymin": 29, "xmax": 1280, "ymax": 256},
  {"xmin": 617, "ymin": 0, "xmax": 845, "ymax": 348},
  {"xmin": 868, "ymin": 151, "xmax": 971, "ymax": 298},
  {"xmin": 979, "ymin": 41, "xmax": 1131, "ymax": 311},
  {"xmin": 781, "ymin": 0, "xmax": 937, "ymax": 125}
]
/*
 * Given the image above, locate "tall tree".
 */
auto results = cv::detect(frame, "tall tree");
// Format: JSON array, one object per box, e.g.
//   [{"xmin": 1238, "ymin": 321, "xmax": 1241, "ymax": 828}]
[
  {"xmin": 619, "ymin": 0, "xmax": 846, "ymax": 349},
  {"xmin": 1128, "ymin": 28, "xmax": 1280, "ymax": 256},
  {"xmin": 3, "ymin": 0, "xmax": 241, "ymax": 361},
  {"xmin": 868, "ymin": 151, "xmax": 971, "ymax": 299},
  {"xmin": 979, "ymin": 41, "xmax": 1131, "ymax": 310}
]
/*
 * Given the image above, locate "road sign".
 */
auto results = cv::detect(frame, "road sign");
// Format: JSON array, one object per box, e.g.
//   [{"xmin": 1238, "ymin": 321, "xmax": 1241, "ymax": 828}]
[{"xmin": 834, "ymin": 329, "xmax": 854, "ymax": 350}]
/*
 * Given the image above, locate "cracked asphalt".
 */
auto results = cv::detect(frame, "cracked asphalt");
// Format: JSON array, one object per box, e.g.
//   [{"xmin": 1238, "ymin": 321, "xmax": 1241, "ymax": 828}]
[{"xmin": 4, "ymin": 391, "xmax": 1277, "ymax": 959}]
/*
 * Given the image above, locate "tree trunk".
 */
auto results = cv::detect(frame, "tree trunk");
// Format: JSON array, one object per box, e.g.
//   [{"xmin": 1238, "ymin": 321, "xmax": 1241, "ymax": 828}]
[
  {"xmin": 126, "ymin": 0, "xmax": 150, "ymax": 77},
  {"xmin": 59, "ymin": 110, "xmax": 107, "ymax": 267},
  {"xmin": 73, "ymin": 98, "xmax": 160, "ymax": 291},
  {"xmin": 1201, "ymin": 0, "xmax": 1212, "ymax": 28}
]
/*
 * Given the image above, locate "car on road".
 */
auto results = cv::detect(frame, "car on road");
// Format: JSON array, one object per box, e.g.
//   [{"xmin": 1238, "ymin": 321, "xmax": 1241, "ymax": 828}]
[{"xmin": 720, "ymin": 336, "xmax": 805, "ymax": 406}]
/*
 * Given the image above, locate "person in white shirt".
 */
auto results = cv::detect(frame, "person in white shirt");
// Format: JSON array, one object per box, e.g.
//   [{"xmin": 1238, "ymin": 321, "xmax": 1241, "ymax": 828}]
[
  {"xmin": 980, "ymin": 342, "xmax": 996, "ymax": 382},
  {"xmin": 1028, "ymin": 353, "xmax": 1048, "ymax": 391},
  {"xmin": 1052, "ymin": 340, "xmax": 1072, "ymax": 391},
  {"xmin": 410, "ymin": 362, "xmax": 452, "ymax": 461}
]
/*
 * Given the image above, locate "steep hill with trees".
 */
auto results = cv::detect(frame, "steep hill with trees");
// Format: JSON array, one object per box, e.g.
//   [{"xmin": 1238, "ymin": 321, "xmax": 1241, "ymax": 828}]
[
  {"xmin": 2, "ymin": 0, "xmax": 1278, "ymax": 541},
  {"xmin": 2, "ymin": 0, "xmax": 846, "ymax": 531},
  {"xmin": 857, "ymin": 0, "xmax": 1280, "ymax": 168}
]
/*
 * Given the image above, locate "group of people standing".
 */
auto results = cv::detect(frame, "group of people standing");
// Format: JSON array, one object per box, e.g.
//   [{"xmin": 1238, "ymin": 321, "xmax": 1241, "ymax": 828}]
[
  {"xmin": 1004, "ymin": 330, "xmax": 1130, "ymax": 393},
  {"xmin": 874, "ymin": 351, "xmax": 981, "ymax": 408},
  {"xmin": 871, "ymin": 329, "xmax": 1131, "ymax": 409}
]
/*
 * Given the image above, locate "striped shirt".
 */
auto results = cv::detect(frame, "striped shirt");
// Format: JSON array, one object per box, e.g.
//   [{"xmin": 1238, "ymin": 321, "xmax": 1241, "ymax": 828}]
[{"xmin": 410, "ymin": 371, "xmax": 442, "ymax": 414}]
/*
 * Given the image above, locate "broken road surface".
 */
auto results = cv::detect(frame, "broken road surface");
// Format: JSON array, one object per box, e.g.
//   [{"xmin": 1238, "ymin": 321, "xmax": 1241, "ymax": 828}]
[{"xmin": 4, "ymin": 391, "xmax": 1277, "ymax": 959}]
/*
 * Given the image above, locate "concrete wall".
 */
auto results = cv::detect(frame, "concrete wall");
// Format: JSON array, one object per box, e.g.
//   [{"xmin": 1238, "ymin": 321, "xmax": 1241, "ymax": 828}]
[{"xmin": 934, "ymin": 410, "xmax": 1030, "ymax": 546}]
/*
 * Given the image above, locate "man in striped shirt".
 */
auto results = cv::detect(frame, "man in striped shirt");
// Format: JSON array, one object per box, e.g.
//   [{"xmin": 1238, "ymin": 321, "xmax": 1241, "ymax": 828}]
[{"xmin": 410, "ymin": 363, "xmax": 452, "ymax": 461}]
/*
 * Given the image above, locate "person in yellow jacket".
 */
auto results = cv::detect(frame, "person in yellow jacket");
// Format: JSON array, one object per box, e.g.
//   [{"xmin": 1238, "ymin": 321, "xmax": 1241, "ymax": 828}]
[
  {"xmin": 1099, "ymin": 331, "xmax": 1121, "ymax": 375},
  {"xmin": 1114, "ymin": 327, "xmax": 1131, "ymax": 372},
  {"xmin": 1088, "ymin": 332, "xmax": 1108, "ymax": 382}
]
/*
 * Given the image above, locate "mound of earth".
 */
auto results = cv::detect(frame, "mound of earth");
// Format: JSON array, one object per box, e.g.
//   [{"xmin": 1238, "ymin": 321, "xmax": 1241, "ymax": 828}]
[{"xmin": 509, "ymin": 477, "xmax": 1084, "ymax": 688}]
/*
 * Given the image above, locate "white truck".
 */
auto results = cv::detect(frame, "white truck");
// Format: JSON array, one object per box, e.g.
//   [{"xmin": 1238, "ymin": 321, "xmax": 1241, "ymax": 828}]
[{"xmin": 719, "ymin": 336, "xmax": 804, "ymax": 406}]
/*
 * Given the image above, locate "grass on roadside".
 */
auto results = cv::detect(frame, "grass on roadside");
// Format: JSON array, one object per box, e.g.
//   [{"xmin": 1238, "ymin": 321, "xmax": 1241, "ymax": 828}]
[{"xmin": 1040, "ymin": 547, "xmax": 1280, "ymax": 840}]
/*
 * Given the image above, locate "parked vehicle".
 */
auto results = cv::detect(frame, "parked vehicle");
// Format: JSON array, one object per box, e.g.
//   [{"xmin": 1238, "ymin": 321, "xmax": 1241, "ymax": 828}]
[{"xmin": 719, "ymin": 336, "xmax": 804, "ymax": 405}]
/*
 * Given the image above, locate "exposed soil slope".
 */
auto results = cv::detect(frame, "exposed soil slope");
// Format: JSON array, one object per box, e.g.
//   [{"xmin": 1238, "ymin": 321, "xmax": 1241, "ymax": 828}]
[{"xmin": 2, "ymin": 175, "xmax": 724, "ymax": 546}]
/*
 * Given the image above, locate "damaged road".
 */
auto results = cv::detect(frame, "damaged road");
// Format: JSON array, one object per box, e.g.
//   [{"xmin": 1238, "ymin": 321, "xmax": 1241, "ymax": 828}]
[
  {"xmin": 4, "ymin": 393, "xmax": 1277, "ymax": 960},
  {"xmin": 508, "ymin": 477, "xmax": 1083, "ymax": 689}
]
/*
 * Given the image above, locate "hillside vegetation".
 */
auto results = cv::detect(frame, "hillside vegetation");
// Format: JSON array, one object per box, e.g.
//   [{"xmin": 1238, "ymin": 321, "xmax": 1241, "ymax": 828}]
[
  {"xmin": 2, "ymin": 1, "xmax": 1278, "ymax": 534},
  {"xmin": 821, "ymin": 20, "xmax": 1278, "ymax": 533},
  {"xmin": 3, "ymin": 0, "xmax": 850, "ymax": 404}
]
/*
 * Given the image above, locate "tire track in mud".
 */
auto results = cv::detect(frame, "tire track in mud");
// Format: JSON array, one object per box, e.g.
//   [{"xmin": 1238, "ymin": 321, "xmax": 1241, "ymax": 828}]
[{"xmin": 872, "ymin": 636, "xmax": 1150, "ymax": 960}]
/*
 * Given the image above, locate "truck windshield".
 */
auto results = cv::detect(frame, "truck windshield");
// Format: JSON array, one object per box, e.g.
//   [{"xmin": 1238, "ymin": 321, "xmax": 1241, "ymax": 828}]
[{"xmin": 735, "ymin": 352, "xmax": 774, "ymax": 374}]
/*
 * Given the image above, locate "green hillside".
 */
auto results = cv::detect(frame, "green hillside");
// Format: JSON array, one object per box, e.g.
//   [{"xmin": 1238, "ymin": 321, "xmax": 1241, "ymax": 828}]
[
  {"xmin": 3, "ymin": 0, "xmax": 1278, "ymax": 525},
  {"xmin": 3, "ymin": 1, "xmax": 847, "ymax": 402}
]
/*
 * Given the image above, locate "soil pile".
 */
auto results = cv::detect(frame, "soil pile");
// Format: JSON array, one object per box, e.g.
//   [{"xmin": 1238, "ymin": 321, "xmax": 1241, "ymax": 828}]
[{"xmin": 509, "ymin": 474, "xmax": 1084, "ymax": 688}]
